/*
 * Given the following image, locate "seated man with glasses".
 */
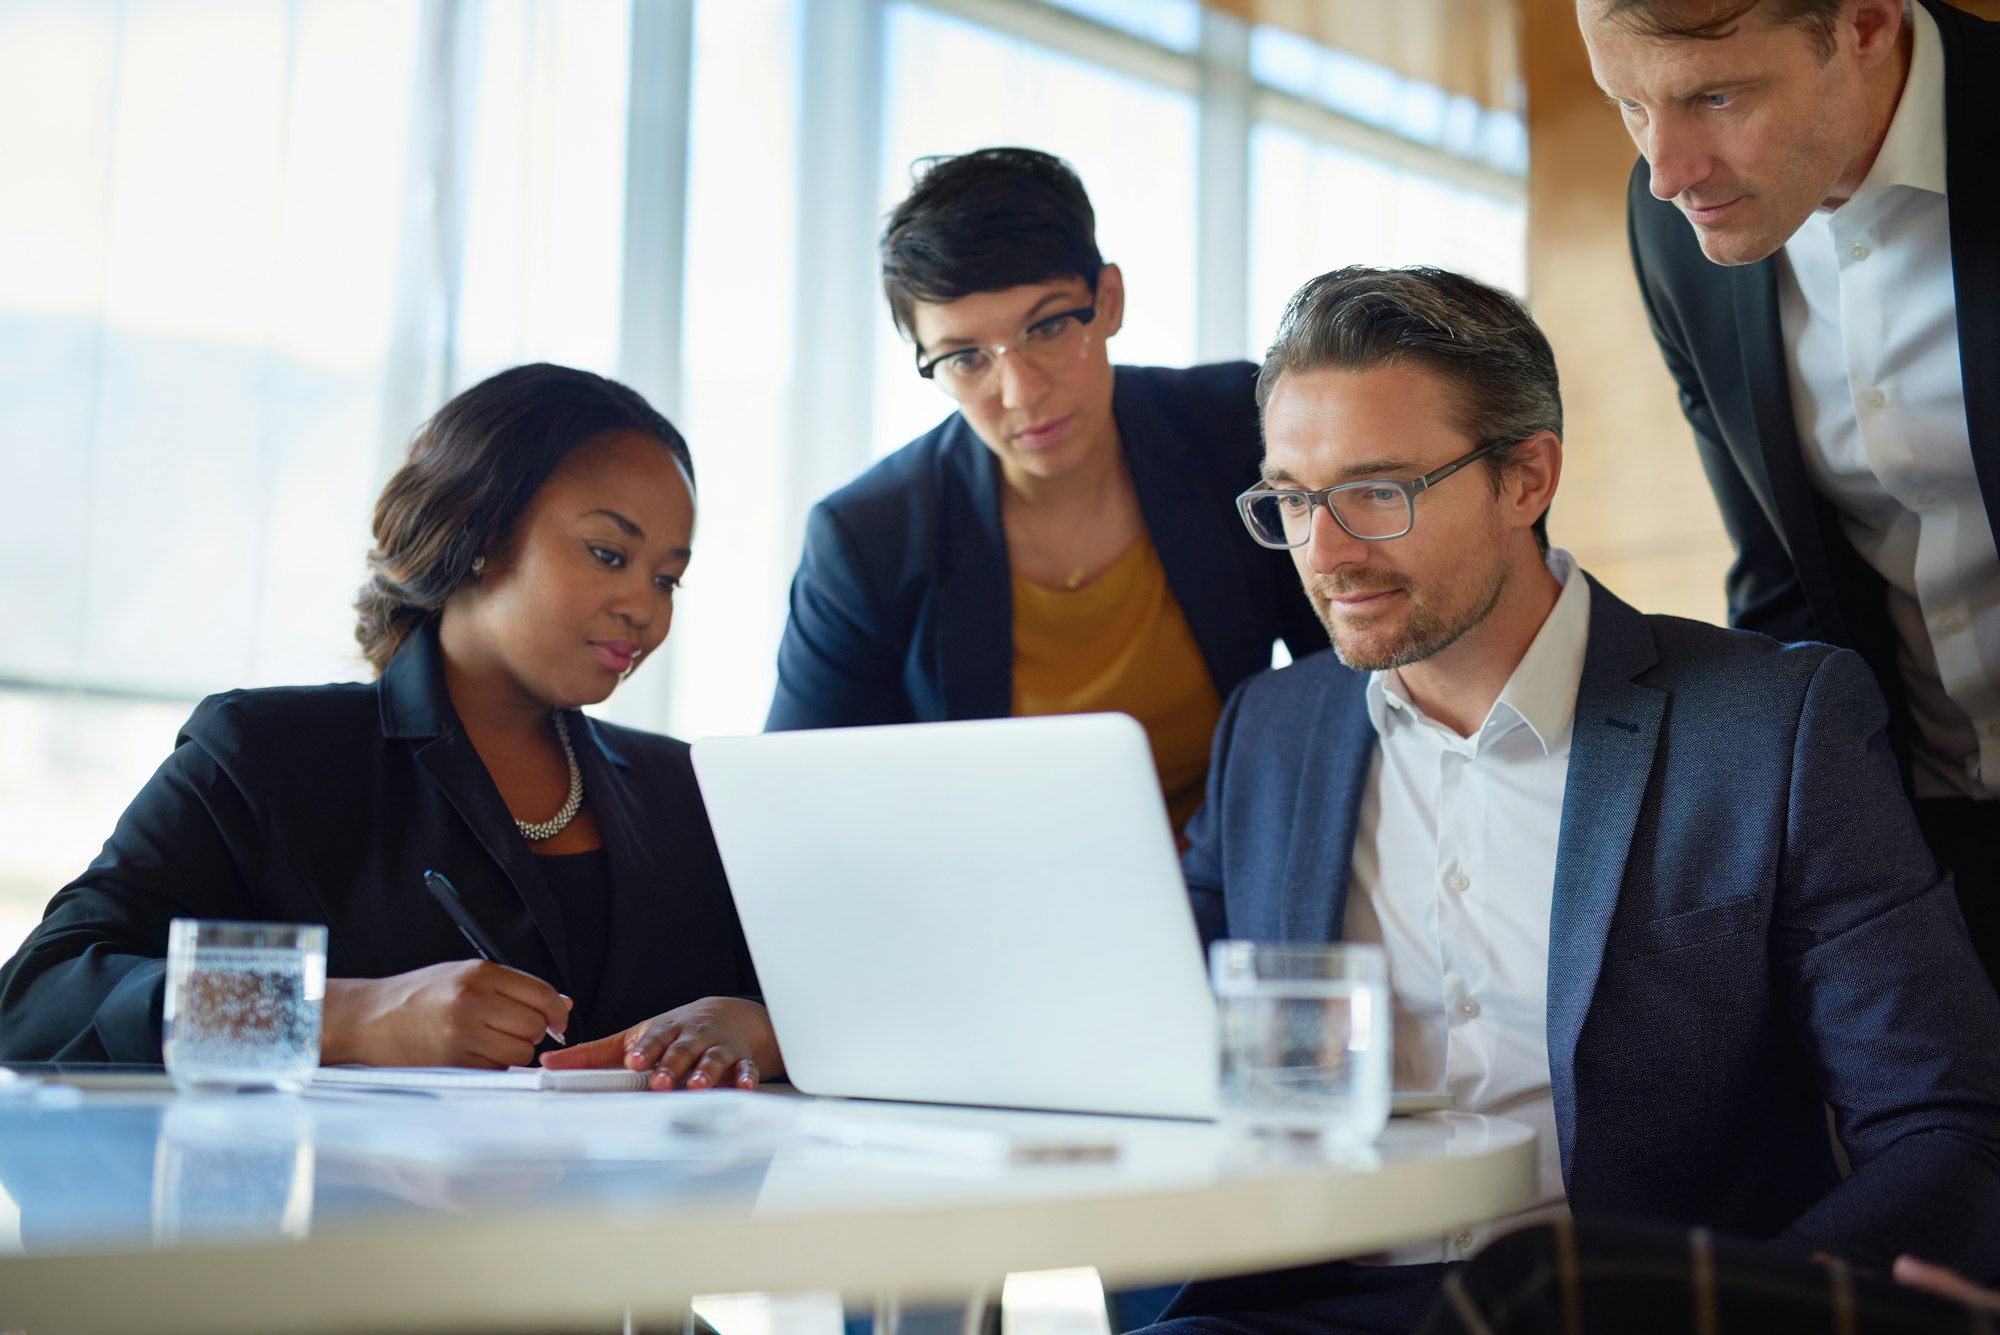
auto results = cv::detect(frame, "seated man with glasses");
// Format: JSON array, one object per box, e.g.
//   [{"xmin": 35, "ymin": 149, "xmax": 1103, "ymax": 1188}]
[
  {"xmin": 1152, "ymin": 265, "xmax": 2000, "ymax": 1334},
  {"xmin": 765, "ymin": 147, "xmax": 1322, "ymax": 842}
]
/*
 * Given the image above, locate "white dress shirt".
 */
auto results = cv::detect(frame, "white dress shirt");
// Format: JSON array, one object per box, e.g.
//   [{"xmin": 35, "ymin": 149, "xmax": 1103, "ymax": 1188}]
[
  {"xmin": 1344, "ymin": 548, "xmax": 1588, "ymax": 1265},
  {"xmin": 1776, "ymin": 2, "xmax": 1999, "ymax": 800}
]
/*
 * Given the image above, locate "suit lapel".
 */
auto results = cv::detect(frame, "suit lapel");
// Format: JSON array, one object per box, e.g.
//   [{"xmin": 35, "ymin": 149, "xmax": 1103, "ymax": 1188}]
[
  {"xmin": 411, "ymin": 730, "xmax": 570, "ymax": 983},
  {"xmin": 1280, "ymin": 666, "xmax": 1375, "ymax": 943},
  {"xmin": 1730, "ymin": 262, "xmax": 1852, "ymax": 643},
  {"xmin": 1120, "ymin": 371, "xmax": 1257, "ymax": 692},
  {"xmin": 570, "ymin": 718, "xmax": 656, "ymax": 1005},
  {"xmin": 1546, "ymin": 580, "xmax": 1665, "ymax": 1185},
  {"xmin": 932, "ymin": 424, "xmax": 1013, "ymax": 720},
  {"xmin": 1929, "ymin": 0, "xmax": 2000, "ymax": 530},
  {"xmin": 381, "ymin": 626, "xmax": 568, "ymax": 982}
]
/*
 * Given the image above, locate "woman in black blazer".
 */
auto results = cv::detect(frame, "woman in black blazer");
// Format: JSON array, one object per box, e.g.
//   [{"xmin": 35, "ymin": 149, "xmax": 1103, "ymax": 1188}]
[{"xmin": 0, "ymin": 364, "xmax": 779, "ymax": 1090}]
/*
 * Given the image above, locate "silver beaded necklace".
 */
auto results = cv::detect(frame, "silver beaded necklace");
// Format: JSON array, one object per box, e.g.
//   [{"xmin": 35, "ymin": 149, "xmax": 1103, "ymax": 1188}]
[{"xmin": 516, "ymin": 712, "xmax": 584, "ymax": 842}]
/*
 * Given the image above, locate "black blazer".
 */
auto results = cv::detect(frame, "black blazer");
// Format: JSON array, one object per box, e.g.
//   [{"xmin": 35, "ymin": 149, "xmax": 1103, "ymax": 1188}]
[
  {"xmin": 765, "ymin": 362, "xmax": 1325, "ymax": 729},
  {"xmin": 1625, "ymin": 0, "xmax": 2000, "ymax": 778},
  {"xmin": 0, "ymin": 623, "xmax": 755, "ymax": 1062}
]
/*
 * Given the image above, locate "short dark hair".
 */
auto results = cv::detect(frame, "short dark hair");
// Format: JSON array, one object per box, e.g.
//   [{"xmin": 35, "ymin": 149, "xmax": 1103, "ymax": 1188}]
[
  {"xmin": 880, "ymin": 147, "xmax": 1105, "ymax": 343},
  {"xmin": 355, "ymin": 363, "xmax": 693, "ymax": 673},
  {"xmin": 1257, "ymin": 266, "xmax": 1559, "ymax": 553},
  {"xmin": 1592, "ymin": 0, "xmax": 1843, "ymax": 61}
]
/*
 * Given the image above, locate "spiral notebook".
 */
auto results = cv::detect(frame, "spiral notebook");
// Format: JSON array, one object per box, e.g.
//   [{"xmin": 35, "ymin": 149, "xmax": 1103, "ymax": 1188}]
[{"xmin": 311, "ymin": 1065, "xmax": 650, "ymax": 1093}]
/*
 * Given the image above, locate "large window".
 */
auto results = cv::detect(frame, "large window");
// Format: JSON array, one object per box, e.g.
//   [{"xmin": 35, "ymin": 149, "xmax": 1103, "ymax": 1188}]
[{"xmin": 0, "ymin": 0, "xmax": 1526, "ymax": 964}]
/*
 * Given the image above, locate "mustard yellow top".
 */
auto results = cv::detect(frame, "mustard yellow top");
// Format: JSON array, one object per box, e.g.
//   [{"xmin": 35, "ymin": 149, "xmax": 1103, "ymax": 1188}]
[{"xmin": 1011, "ymin": 534, "xmax": 1223, "ymax": 837}]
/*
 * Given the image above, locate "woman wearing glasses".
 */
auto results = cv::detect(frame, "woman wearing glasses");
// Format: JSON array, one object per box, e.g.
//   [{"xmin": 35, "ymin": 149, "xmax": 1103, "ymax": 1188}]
[
  {"xmin": 767, "ymin": 148, "xmax": 1321, "ymax": 840},
  {"xmin": 0, "ymin": 365, "xmax": 779, "ymax": 1090}
]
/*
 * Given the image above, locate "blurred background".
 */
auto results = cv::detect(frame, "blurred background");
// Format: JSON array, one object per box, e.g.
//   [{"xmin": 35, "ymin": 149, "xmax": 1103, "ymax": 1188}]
[{"xmin": 18, "ymin": 0, "xmax": 1990, "ymax": 959}]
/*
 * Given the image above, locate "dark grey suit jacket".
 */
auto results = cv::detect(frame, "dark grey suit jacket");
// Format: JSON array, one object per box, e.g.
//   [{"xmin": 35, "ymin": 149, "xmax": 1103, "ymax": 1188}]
[
  {"xmin": 1625, "ymin": 0, "xmax": 2000, "ymax": 781},
  {"xmin": 1185, "ymin": 576, "xmax": 2000, "ymax": 1274}
]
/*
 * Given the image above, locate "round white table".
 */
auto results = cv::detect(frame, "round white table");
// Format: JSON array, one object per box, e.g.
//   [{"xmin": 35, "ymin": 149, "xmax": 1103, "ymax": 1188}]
[{"xmin": 0, "ymin": 1084, "xmax": 1536, "ymax": 1334}]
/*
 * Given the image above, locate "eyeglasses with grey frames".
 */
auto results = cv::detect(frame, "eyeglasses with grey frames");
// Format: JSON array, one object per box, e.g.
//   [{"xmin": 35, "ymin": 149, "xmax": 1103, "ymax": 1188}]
[{"xmin": 1235, "ymin": 437, "xmax": 1515, "ymax": 548}]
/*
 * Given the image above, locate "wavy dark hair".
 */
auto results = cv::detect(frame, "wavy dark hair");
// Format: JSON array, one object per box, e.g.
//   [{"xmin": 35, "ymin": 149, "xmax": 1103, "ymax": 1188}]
[
  {"xmin": 355, "ymin": 363, "xmax": 693, "ymax": 674},
  {"xmin": 880, "ymin": 147, "xmax": 1105, "ymax": 344}
]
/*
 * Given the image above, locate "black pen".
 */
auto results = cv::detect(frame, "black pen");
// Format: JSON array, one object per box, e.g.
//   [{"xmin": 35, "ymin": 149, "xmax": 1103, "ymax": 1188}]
[{"xmin": 422, "ymin": 869, "xmax": 567, "ymax": 1045}]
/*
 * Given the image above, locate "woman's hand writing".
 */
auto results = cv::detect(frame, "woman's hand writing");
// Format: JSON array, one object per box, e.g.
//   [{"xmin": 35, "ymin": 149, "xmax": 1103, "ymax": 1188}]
[{"xmin": 321, "ymin": 962, "xmax": 570, "ymax": 1069}]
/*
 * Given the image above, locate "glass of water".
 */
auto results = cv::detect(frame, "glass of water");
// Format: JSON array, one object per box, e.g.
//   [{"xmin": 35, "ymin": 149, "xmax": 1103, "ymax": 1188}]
[
  {"xmin": 1211, "ymin": 940, "xmax": 1391, "ymax": 1150},
  {"xmin": 163, "ymin": 920, "xmax": 326, "ymax": 1093}
]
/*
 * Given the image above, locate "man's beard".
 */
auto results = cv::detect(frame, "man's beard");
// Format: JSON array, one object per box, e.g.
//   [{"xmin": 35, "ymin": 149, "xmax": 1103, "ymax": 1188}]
[{"xmin": 1308, "ymin": 561, "xmax": 1508, "ymax": 672}]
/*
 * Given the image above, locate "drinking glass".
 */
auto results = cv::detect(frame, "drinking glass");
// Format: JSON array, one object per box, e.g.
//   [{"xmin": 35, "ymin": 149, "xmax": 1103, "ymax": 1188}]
[
  {"xmin": 1210, "ymin": 940, "xmax": 1390, "ymax": 1150},
  {"xmin": 163, "ymin": 920, "xmax": 326, "ymax": 1093}
]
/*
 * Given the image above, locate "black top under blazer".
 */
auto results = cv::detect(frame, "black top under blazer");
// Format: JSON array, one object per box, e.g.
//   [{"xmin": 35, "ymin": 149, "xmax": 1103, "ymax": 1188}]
[
  {"xmin": 1625, "ymin": 0, "xmax": 2000, "ymax": 781},
  {"xmin": 765, "ymin": 361, "xmax": 1325, "ymax": 729},
  {"xmin": 0, "ymin": 622, "xmax": 755, "ymax": 1062}
]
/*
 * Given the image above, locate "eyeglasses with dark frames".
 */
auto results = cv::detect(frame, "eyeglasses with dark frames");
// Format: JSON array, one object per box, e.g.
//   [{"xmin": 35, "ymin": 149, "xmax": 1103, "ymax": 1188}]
[
  {"xmin": 915, "ymin": 305, "xmax": 1098, "ymax": 401},
  {"xmin": 1235, "ymin": 437, "xmax": 1516, "ymax": 548}
]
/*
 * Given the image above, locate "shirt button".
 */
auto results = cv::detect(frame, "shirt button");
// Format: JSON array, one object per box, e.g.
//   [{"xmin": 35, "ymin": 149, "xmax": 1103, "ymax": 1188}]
[
  {"xmin": 1941, "ymin": 615, "xmax": 1963, "ymax": 634},
  {"xmin": 1457, "ymin": 998, "xmax": 1481, "ymax": 1019},
  {"xmin": 1849, "ymin": 242, "xmax": 1871, "ymax": 261},
  {"xmin": 1449, "ymin": 872, "xmax": 1471, "ymax": 892},
  {"xmin": 1454, "ymin": 1230, "xmax": 1476, "ymax": 1251},
  {"xmin": 1916, "ymin": 494, "xmax": 1936, "ymax": 508},
  {"xmin": 1862, "ymin": 388, "xmax": 1886, "ymax": 408}
]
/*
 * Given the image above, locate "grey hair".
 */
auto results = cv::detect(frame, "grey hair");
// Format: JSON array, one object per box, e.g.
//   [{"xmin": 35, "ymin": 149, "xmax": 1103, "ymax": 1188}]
[{"xmin": 1255, "ymin": 265, "xmax": 1560, "ymax": 551}]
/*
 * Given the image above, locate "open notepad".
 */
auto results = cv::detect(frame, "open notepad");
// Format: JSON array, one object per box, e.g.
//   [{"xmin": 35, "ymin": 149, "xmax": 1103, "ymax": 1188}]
[{"xmin": 311, "ymin": 1065, "xmax": 651, "ymax": 1093}]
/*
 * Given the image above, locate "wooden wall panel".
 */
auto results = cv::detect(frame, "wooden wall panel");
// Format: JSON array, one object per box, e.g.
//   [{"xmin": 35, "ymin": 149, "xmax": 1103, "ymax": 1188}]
[{"xmin": 1521, "ymin": 0, "xmax": 1733, "ymax": 624}]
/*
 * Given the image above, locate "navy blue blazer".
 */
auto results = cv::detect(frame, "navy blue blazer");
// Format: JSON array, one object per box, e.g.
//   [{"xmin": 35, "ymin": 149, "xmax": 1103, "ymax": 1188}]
[
  {"xmin": 0, "ymin": 623, "xmax": 756, "ymax": 1062},
  {"xmin": 1626, "ymin": 0, "xmax": 2000, "ymax": 780},
  {"xmin": 765, "ymin": 362, "xmax": 1324, "ymax": 729},
  {"xmin": 1184, "ymin": 576, "xmax": 2000, "ymax": 1275}
]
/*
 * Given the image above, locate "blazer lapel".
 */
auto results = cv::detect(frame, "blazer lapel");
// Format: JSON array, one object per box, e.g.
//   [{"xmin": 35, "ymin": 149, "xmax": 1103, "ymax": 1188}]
[
  {"xmin": 1930, "ymin": 0, "xmax": 2000, "ymax": 529},
  {"xmin": 1730, "ymin": 262, "xmax": 1853, "ymax": 643},
  {"xmin": 1120, "ymin": 371, "xmax": 1258, "ymax": 692},
  {"xmin": 931, "ymin": 423, "xmax": 1013, "ymax": 720},
  {"xmin": 1278, "ymin": 667, "xmax": 1375, "ymax": 943},
  {"xmin": 1546, "ymin": 579, "xmax": 1665, "ymax": 1186},
  {"xmin": 381, "ymin": 626, "xmax": 568, "ymax": 982},
  {"xmin": 569, "ymin": 718, "xmax": 657, "ymax": 1000}
]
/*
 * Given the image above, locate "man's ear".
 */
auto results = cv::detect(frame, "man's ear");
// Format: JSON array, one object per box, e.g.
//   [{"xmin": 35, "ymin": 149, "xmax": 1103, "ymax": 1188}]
[
  {"xmin": 1507, "ymin": 430, "xmax": 1562, "ymax": 535},
  {"xmin": 1848, "ymin": 0, "xmax": 1906, "ymax": 71},
  {"xmin": 1096, "ymin": 263, "xmax": 1126, "ymax": 339}
]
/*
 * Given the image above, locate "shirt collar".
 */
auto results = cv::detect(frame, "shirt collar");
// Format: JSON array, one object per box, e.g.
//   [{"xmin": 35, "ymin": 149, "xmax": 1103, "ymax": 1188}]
[
  {"xmin": 1842, "ymin": 2, "xmax": 1946, "ymax": 204},
  {"xmin": 1365, "ymin": 548, "xmax": 1592, "ymax": 757}
]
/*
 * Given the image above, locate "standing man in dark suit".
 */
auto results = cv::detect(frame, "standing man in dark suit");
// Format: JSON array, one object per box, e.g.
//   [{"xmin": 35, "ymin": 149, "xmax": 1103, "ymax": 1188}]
[
  {"xmin": 1148, "ymin": 266, "xmax": 2000, "ymax": 1335},
  {"xmin": 1584, "ymin": 0, "xmax": 2000, "ymax": 981}
]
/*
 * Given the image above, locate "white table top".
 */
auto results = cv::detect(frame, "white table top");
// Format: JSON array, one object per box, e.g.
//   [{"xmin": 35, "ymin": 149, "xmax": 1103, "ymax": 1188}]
[{"xmin": 0, "ymin": 1082, "xmax": 1536, "ymax": 1334}]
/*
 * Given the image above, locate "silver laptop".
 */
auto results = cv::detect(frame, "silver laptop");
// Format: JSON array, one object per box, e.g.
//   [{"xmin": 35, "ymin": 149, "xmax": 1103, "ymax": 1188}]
[{"xmin": 691, "ymin": 713, "xmax": 1218, "ymax": 1120}]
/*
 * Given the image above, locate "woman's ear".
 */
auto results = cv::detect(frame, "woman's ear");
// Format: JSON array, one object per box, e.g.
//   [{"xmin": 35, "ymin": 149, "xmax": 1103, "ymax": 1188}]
[{"xmin": 1095, "ymin": 263, "xmax": 1126, "ymax": 339}]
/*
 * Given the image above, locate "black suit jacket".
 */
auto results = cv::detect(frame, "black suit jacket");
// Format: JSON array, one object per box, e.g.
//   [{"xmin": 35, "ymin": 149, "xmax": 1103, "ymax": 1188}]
[
  {"xmin": 764, "ymin": 362, "xmax": 1325, "ymax": 729},
  {"xmin": 0, "ymin": 623, "xmax": 755, "ymax": 1061},
  {"xmin": 1626, "ymin": 0, "xmax": 2000, "ymax": 778}
]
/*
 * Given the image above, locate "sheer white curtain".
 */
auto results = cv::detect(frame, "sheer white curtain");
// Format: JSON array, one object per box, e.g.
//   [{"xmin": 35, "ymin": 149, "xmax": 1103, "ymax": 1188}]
[
  {"xmin": 0, "ymin": 0, "xmax": 635, "ymax": 957},
  {"xmin": 0, "ymin": 0, "xmax": 630, "ymax": 698}
]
